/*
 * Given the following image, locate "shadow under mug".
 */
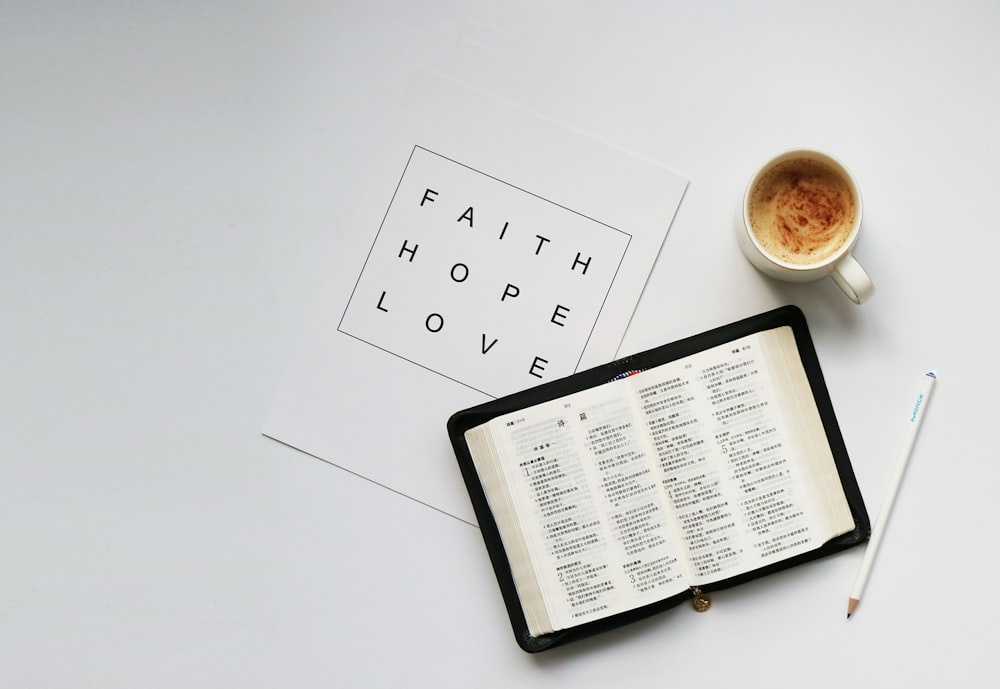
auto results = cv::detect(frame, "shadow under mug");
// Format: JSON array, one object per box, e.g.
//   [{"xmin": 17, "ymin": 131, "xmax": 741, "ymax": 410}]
[{"xmin": 738, "ymin": 148, "xmax": 875, "ymax": 305}]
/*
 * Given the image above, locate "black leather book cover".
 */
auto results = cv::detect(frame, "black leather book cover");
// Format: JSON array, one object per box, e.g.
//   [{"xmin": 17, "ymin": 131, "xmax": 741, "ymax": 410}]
[{"xmin": 447, "ymin": 305, "xmax": 870, "ymax": 652}]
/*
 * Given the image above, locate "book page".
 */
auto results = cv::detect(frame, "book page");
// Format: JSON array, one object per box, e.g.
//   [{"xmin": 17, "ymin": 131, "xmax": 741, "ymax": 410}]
[
  {"xmin": 630, "ymin": 326, "xmax": 855, "ymax": 585},
  {"xmin": 467, "ymin": 325, "xmax": 855, "ymax": 636},
  {"xmin": 470, "ymin": 383, "xmax": 690, "ymax": 636}
]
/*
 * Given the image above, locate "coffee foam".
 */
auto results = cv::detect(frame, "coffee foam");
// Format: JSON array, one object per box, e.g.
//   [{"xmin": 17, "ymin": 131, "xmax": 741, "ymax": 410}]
[{"xmin": 748, "ymin": 158, "xmax": 856, "ymax": 265}]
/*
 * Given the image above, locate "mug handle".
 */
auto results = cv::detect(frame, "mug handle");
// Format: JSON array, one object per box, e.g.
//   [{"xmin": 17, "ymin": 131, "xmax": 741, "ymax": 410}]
[{"xmin": 830, "ymin": 253, "xmax": 875, "ymax": 304}]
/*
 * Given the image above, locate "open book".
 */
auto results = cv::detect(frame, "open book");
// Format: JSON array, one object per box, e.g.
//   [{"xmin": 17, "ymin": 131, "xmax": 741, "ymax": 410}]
[{"xmin": 448, "ymin": 306, "xmax": 869, "ymax": 652}]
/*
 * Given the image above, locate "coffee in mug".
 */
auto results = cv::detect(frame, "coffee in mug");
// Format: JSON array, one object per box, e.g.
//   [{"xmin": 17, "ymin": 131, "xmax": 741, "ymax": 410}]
[{"xmin": 738, "ymin": 149, "xmax": 874, "ymax": 304}]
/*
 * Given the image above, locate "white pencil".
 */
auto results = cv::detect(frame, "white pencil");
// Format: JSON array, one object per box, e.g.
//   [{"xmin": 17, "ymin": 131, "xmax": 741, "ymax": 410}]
[{"xmin": 847, "ymin": 371, "xmax": 937, "ymax": 618}]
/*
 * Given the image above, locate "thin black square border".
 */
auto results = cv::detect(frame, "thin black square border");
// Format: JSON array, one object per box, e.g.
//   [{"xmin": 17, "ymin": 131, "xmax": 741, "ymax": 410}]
[{"xmin": 338, "ymin": 145, "xmax": 634, "ymax": 398}]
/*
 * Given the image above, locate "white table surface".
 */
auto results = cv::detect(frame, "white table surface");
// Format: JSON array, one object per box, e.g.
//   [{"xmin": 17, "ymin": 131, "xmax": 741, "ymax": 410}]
[{"xmin": 3, "ymin": 2, "xmax": 997, "ymax": 686}]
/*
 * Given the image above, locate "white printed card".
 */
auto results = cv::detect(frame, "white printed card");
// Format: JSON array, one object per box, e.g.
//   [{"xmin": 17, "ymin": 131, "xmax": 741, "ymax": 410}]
[{"xmin": 264, "ymin": 70, "xmax": 688, "ymax": 522}]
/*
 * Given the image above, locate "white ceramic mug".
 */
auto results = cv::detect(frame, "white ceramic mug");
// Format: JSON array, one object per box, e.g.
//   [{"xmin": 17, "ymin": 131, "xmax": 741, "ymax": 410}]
[{"xmin": 738, "ymin": 148, "xmax": 874, "ymax": 304}]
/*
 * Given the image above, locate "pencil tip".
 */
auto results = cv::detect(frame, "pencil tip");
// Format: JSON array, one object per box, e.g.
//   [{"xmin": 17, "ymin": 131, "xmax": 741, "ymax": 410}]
[{"xmin": 846, "ymin": 598, "xmax": 859, "ymax": 617}]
